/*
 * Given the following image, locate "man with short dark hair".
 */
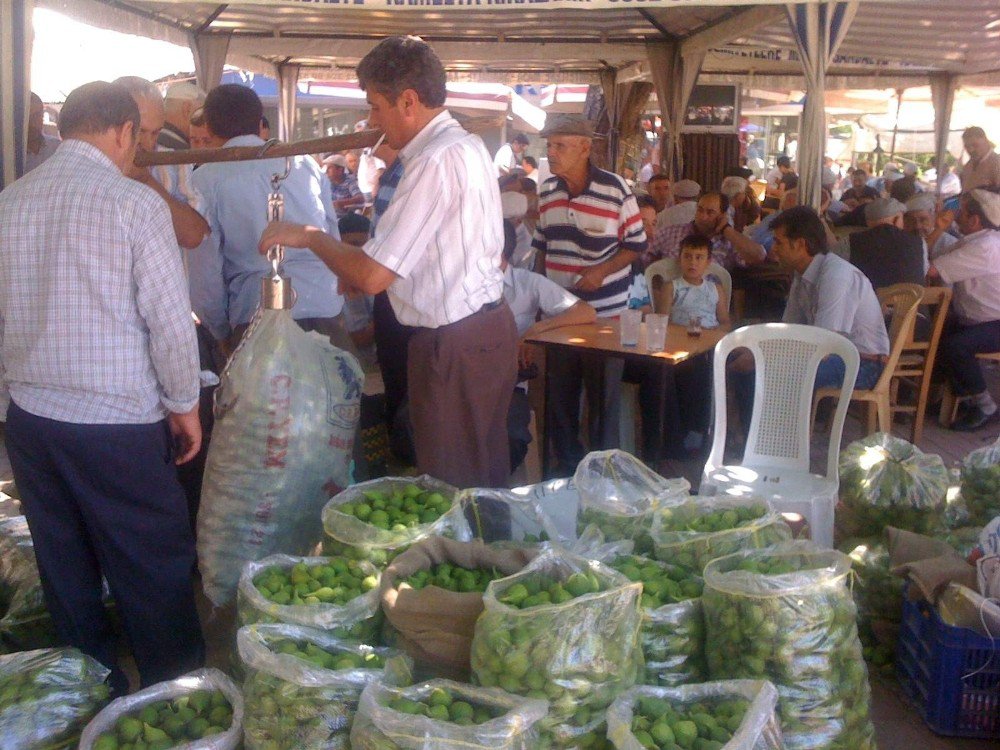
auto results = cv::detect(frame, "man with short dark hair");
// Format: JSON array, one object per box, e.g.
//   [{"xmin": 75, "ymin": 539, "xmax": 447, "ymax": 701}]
[
  {"xmin": 0, "ymin": 80, "xmax": 205, "ymax": 694},
  {"xmin": 764, "ymin": 155, "xmax": 794, "ymax": 208},
  {"xmin": 647, "ymin": 191, "xmax": 766, "ymax": 270},
  {"xmin": 841, "ymin": 167, "xmax": 879, "ymax": 209},
  {"xmin": 645, "ymin": 173, "xmax": 672, "ymax": 213},
  {"xmin": 259, "ymin": 37, "xmax": 517, "ymax": 488},
  {"xmin": 960, "ymin": 127, "xmax": 1000, "ymax": 192},
  {"xmin": 521, "ymin": 155, "xmax": 539, "ymax": 184},
  {"xmin": 191, "ymin": 84, "xmax": 348, "ymax": 352},
  {"xmin": 495, "ymin": 132, "xmax": 530, "ymax": 176},
  {"xmin": 929, "ymin": 189, "xmax": 1000, "ymax": 431}
]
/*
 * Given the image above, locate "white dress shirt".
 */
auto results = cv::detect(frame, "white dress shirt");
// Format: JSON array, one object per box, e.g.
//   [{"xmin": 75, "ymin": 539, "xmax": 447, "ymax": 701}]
[
  {"xmin": 0, "ymin": 140, "xmax": 200, "ymax": 423},
  {"xmin": 363, "ymin": 111, "xmax": 505, "ymax": 328},
  {"xmin": 933, "ymin": 229, "xmax": 1000, "ymax": 324}
]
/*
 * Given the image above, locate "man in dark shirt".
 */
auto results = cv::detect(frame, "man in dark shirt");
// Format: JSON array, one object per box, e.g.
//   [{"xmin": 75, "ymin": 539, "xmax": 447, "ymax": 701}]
[
  {"xmin": 843, "ymin": 197, "xmax": 925, "ymax": 290},
  {"xmin": 842, "ymin": 167, "xmax": 879, "ymax": 208}
]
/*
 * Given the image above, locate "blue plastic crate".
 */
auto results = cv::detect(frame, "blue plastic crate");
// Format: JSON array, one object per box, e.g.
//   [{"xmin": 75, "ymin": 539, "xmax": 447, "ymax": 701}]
[{"xmin": 896, "ymin": 591, "xmax": 1000, "ymax": 738}]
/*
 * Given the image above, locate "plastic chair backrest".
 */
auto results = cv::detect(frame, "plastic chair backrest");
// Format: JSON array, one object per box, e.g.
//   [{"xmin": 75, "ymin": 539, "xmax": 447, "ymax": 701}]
[
  {"xmin": 645, "ymin": 258, "xmax": 733, "ymax": 315},
  {"xmin": 708, "ymin": 323, "xmax": 860, "ymax": 482},
  {"xmin": 872, "ymin": 283, "xmax": 923, "ymax": 392}
]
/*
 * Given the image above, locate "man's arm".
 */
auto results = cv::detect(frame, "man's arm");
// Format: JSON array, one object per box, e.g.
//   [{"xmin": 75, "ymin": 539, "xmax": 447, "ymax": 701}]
[
  {"xmin": 575, "ymin": 249, "xmax": 639, "ymax": 292},
  {"xmin": 132, "ymin": 169, "xmax": 209, "ymax": 249},
  {"xmin": 714, "ymin": 281, "xmax": 731, "ymax": 328},
  {"xmin": 718, "ymin": 222, "xmax": 766, "ymax": 265},
  {"xmin": 525, "ymin": 300, "xmax": 596, "ymax": 338}
]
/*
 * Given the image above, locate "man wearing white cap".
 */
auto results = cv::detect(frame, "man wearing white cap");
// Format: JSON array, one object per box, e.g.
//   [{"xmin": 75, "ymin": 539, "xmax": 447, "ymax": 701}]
[
  {"xmin": 904, "ymin": 193, "xmax": 958, "ymax": 263},
  {"xmin": 659, "ymin": 179, "xmax": 700, "ymax": 227},
  {"xmin": 323, "ymin": 154, "xmax": 365, "ymax": 217},
  {"xmin": 928, "ymin": 188, "xmax": 1000, "ymax": 431},
  {"xmin": 159, "ymin": 82, "xmax": 205, "ymax": 151},
  {"xmin": 501, "ymin": 190, "xmax": 534, "ymax": 269},
  {"xmin": 837, "ymin": 197, "xmax": 925, "ymax": 290}
]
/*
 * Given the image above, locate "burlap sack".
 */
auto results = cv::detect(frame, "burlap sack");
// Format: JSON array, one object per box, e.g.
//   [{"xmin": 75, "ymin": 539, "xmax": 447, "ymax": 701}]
[
  {"xmin": 380, "ymin": 537, "xmax": 537, "ymax": 679},
  {"xmin": 888, "ymin": 527, "xmax": 978, "ymax": 603}
]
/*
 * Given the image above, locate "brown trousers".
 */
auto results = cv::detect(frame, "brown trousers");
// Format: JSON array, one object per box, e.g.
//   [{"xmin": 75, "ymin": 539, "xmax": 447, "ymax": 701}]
[{"xmin": 407, "ymin": 302, "xmax": 518, "ymax": 489}]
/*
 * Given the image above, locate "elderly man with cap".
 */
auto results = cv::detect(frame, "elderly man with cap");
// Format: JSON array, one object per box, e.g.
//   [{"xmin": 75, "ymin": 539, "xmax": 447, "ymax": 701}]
[
  {"xmin": 159, "ymin": 82, "xmax": 205, "ymax": 151},
  {"xmin": 495, "ymin": 133, "xmax": 530, "ymax": 176},
  {"xmin": 530, "ymin": 113, "xmax": 646, "ymax": 474},
  {"xmin": 658, "ymin": 179, "xmax": 700, "ymax": 227},
  {"xmin": 834, "ymin": 197, "xmax": 925, "ymax": 290},
  {"xmin": 905, "ymin": 193, "xmax": 958, "ymax": 263},
  {"xmin": 960, "ymin": 127, "xmax": 1000, "ymax": 192},
  {"xmin": 721, "ymin": 175, "xmax": 760, "ymax": 232},
  {"xmin": 928, "ymin": 188, "xmax": 1000, "ymax": 431},
  {"xmin": 324, "ymin": 153, "xmax": 365, "ymax": 217}
]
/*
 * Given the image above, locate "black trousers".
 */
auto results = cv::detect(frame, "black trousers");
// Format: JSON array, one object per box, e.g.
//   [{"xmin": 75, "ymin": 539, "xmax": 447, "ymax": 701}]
[
  {"xmin": 5, "ymin": 402, "xmax": 204, "ymax": 694},
  {"xmin": 937, "ymin": 318, "xmax": 1000, "ymax": 396}
]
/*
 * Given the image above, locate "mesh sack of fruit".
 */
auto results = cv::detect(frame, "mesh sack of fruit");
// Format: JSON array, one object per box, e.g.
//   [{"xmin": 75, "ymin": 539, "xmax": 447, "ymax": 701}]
[
  {"xmin": 838, "ymin": 433, "xmax": 949, "ymax": 536},
  {"xmin": 650, "ymin": 498, "xmax": 791, "ymax": 574},
  {"xmin": 458, "ymin": 488, "xmax": 566, "ymax": 547},
  {"xmin": 470, "ymin": 548, "xmax": 644, "ymax": 746},
  {"xmin": 838, "ymin": 537, "xmax": 904, "ymax": 673},
  {"xmin": 604, "ymin": 554, "xmax": 706, "ymax": 687},
  {"xmin": 198, "ymin": 310, "xmax": 363, "ymax": 606},
  {"xmin": 350, "ymin": 678, "xmax": 548, "ymax": 750},
  {"xmin": 237, "ymin": 623, "xmax": 412, "ymax": 750},
  {"xmin": 380, "ymin": 537, "xmax": 537, "ymax": 679},
  {"xmin": 237, "ymin": 554, "xmax": 382, "ymax": 642},
  {"xmin": 960, "ymin": 436, "xmax": 1000, "ymax": 526},
  {"xmin": 574, "ymin": 451, "xmax": 690, "ymax": 556},
  {"xmin": 321, "ymin": 476, "xmax": 468, "ymax": 567},
  {"xmin": 0, "ymin": 647, "xmax": 110, "ymax": 750},
  {"xmin": 79, "ymin": 668, "xmax": 242, "ymax": 750},
  {"xmin": 606, "ymin": 680, "xmax": 783, "ymax": 750},
  {"xmin": 702, "ymin": 543, "xmax": 875, "ymax": 750}
]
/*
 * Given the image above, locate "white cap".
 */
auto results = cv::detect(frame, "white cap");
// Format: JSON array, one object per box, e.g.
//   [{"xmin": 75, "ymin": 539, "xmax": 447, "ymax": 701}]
[
  {"xmin": 323, "ymin": 154, "xmax": 348, "ymax": 168},
  {"xmin": 501, "ymin": 191, "xmax": 528, "ymax": 219},
  {"xmin": 905, "ymin": 193, "xmax": 936, "ymax": 213},
  {"xmin": 971, "ymin": 189, "xmax": 1000, "ymax": 226},
  {"xmin": 164, "ymin": 82, "xmax": 205, "ymax": 102},
  {"xmin": 720, "ymin": 176, "xmax": 748, "ymax": 198},
  {"xmin": 673, "ymin": 179, "xmax": 701, "ymax": 199}
]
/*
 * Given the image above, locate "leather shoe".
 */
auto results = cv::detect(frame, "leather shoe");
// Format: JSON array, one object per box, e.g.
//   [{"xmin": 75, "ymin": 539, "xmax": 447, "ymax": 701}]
[{"xmin": 950, "ymin": 406, "xmax": 1000, "ymax": 432}]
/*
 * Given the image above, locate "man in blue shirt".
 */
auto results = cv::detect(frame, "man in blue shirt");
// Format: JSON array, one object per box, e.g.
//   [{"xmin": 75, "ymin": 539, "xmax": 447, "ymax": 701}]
[{"xmin": 189, "ymin": 85, "xmax": 350, "ymax": 351}]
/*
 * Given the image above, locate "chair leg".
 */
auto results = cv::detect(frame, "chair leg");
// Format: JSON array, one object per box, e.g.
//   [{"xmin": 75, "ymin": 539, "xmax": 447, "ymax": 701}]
[
  {"xmin": 939, "ymin": 383, "xmax": 958, "ymax": 428},
  {"xmin": 865, "ymin": 401, "xmax": 878, "ymax": 435},
  {"xmin": 912, "ymin": 376, "xmax": 929, "ymax": 445},
  {"xmin": 876, "ymin": 396, "xmax": 892, "ymax": 435}
]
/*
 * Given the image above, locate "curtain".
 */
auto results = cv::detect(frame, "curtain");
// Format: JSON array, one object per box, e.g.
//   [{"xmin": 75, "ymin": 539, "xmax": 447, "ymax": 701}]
[
  {"xmin": 276, "ymin": 63, "xmax": 301, "ymax": 143},
  {"xmin": 645, "ymin": 41, "xmax": 705, "ymax": 181},
  {"xmin": 929, "ymin": 72, "xmax": 956, "ymax": 197},
  {"xmin": 784, "ymin": 1, "xmax": 859, "ymax": 209},
  {"xmin": 189, "ymin": 33, "xmax": 230, "ymax": 93},
  {"xmin": 1, "ymin": 0, "xmax": 33, "ymax": 190},
  {"xmin": 599, "ymin": 67, "xmax": 619, "ymax": 171}
]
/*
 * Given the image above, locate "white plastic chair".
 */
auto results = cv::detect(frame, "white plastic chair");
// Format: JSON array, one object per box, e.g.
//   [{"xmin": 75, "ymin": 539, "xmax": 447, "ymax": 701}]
[{"xmin": 699, "ymin": 323, "xmax": 860, "ymax": 549}]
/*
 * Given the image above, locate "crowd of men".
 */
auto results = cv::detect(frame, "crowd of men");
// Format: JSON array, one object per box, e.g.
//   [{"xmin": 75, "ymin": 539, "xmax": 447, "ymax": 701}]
[{"xmin": 3, "ymin": 35, "xmax": 999, "ymax": 697}]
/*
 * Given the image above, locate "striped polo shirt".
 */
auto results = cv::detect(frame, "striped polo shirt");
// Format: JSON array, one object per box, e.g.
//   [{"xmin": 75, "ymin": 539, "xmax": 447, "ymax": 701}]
[{"xmin": 532, "ymin": 164, "xmax": 647, "ymax": 317}]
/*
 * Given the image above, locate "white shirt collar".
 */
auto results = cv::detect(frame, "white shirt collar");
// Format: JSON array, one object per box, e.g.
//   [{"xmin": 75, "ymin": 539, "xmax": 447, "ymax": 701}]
[{"xmin": 399, "ymin": 110, "xmax": 457, "ymax": 165}]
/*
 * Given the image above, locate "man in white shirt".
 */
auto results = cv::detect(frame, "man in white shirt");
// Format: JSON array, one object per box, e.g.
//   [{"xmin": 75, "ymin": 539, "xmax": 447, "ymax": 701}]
[
  {"xmin": 928, "ymin": 188, "xmax": 1000, "ymax": 431},
  {"xmin": 904, "ymin": 193, "xmax": 958, "ymax": 263},
  {"xmin": 260, "ymin": 36, "xmax": 517, "ymax": 488},
  {"xmin": 494, "ymin": 133, "xmax": 529, "ymax": 176},
  {"xmin": 658, "ymin": 179, "xmax": 700, "ymax": 227}
]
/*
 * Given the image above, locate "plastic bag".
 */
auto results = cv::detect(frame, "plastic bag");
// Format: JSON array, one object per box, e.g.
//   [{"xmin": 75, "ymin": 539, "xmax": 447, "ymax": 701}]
[
  {"xmin": 198, "ymin": 310, "xmax": 362, "ymax": 606},
  {"xmin": 604, "ymin": 554, "xmax": 706, "ymax": 687},
  {"xmin": 838, "ymin": 433, "xmax": 949, "ymax": 535},
  {"xmin": 839, "ymin": 536, "xmax": 904, "ymax": 672},
  {"xmin": 960, "ymin": 436, "xmax": 1000, "ymax": 525},
  {"xmin": 321, "ymin": 476, "xmax": 468, "ymax": 567},
  {"xmin": 237, "ymin": 554, "xmax": 382, "ymax": 642},
  {"xmin": 350, "ymin": 678, "xmax": 548, "ymax": 750},
  {"xmin": 651, "ymin": 497, "xmax": 792, "ymax": 573},
  {"xmin": 470, "ymin": 549, "xmax": 643, "ymax": 745},
  {"xmin": 238, "ymin": 623, "xmax": 412, "ymax": 750},
  {"xmin": 574, "ymin": 451, "xmax": 690, "ymax": 556},
  {"xmin": 459, "ymin": 487, "xmax": 566, "ymax": 547},
  {"xmin": 606, "ymin": 680, "xmax": 784, "ymax": 750},
  {"xmin": 79, "ymin": 668, "xmax": 243, "ymax": 750},
  {"xmin": 0, "ymin": 647, "xmax": 109, "ymax": 750},
  {"xmin": 702, "ymin": 543, "xmax": 875, "ymax": 750}
]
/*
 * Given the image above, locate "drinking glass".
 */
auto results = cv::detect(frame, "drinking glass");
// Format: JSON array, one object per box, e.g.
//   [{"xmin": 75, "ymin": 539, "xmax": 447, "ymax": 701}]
[{"xmin": 620, "ymin": 309, "xmax": 642, "ymax": 346}]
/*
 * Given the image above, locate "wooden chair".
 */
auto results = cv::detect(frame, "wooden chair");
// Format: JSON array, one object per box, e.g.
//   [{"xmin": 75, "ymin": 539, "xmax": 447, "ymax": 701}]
[
  {"xmin": 939, "ymin": 351, "xmax": 1000, "ymax": 428},
  {"xmin": 890, "ymin": 286, "xmax": 952, "ymax": 443},
  {"xmin": 811, "ymin": 284, "xmax": 923, "ymax": 437}
]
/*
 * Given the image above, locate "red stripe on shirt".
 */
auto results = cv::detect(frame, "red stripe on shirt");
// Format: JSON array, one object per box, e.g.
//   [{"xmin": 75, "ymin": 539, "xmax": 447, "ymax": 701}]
[{"xmin": 539, "ymin": 199, "xmax": 622, "ymax": 222}]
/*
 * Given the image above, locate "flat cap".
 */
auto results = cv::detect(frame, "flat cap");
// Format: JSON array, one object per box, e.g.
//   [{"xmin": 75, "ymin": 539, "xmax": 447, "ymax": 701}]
[
  {"xmin": 540, "ymin": 114, "xmax": 596, "ymax": 139},
  {"xmin": 672, "ymin": 179, "xmax": 701, "ymax": 199},
  {"xmin": 865, "ymin": 197, "xmax": 907, "ymax": 223},
  {"xmin": 905, "ymin": 193, "xmax": 936, "ymax": 213}
]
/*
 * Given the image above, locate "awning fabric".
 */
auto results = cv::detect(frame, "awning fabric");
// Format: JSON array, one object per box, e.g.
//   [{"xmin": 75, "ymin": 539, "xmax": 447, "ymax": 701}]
[{"xmin": 1, "ymin": 0, "xmax": 33, "ymax": 189}]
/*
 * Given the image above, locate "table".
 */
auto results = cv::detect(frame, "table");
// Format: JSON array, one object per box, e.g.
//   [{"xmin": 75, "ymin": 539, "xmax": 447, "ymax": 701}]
[{"xmin": 525, "ymin": 320, "xmax": 727, "ymax": 476}]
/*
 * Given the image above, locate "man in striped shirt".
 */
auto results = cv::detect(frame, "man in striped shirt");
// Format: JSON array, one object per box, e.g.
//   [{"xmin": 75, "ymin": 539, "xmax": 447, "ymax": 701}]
[{"xmin": 530, "ymin": 115, "xmax": 647, "ymax": 474}]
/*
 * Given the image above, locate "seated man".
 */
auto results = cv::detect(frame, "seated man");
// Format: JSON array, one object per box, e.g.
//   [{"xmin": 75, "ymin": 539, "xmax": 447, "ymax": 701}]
[
  {"xmin": 928, "ymin": 189, "xmax": 1000, "ymax": 431},
  {"xmin": 904, "ymin": 193, "xmax": 958, "ymax": 263},
  {"xmin": 763, "ymin": 155, "xmax": 793, "ymax": 210},
  {"xmin": 658, "ymin": 179, "xmax": 700, "ymax": 227},
  {"xmin": 837, "ymin": 197, "xmax": 925, "ymax": 289},
  {"xmin": 645, "ymin": 173, "xmax": 673, "ymax": 214},
  {"xmin": 721, "ymin": 176, "xmax": 760, "ymax": 232},
  {"xmin": 647, "ymin": 191, "xmax": 766, "ymax": 271}
]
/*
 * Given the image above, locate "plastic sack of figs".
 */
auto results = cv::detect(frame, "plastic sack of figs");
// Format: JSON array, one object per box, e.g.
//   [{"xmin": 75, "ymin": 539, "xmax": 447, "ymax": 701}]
[
  {"xmin": 237, "ymin": 623, "xmax": 412, "ymax": 750},
  {"xmin": 349, "ymin": 678, "xmax": 548, "ymax": 750},
  {"xmin": 603, "ymin": 553, "xmax": 707, "ymax": 687},
  {"xmin": 702, "ymin": 543, "xmax": 876, "ymax": 750},
  {"xmin": 573, "ymin": 451, "xmax": 690, "ymax": 556},
  {"xmin": 0, "ymin": 647, "xmax": 110, "ymax": 750},
  {"xmin": 838, "ymin": 536, "xmax": 904, "ymax": 672},
  {"xmin": 198, "ymin": 310, "xmax": 363, "ymax": 605},
  {"xmin": 650, "ymin": 497, "xmax": 792, "ymax": 574},
  {"xmin": 470, "ymin": 548, "xmax": 644, "ymax": 747},
  {"xmin": 838, "ymin": 433, "xmax": 949, "ymax": 536},
  {"xmin": 79, "ymin": 667, "xmax": 243, "ymax": 750},
  {"xmin": 959, "ymin": 436, "xmax": 1000, "ymax": 526},
  {"xmin": 606, "ymin": 680, "xmax": 784, "ymax": 750},
  {"xmin": 237, "ymin": 554, "xmax": 383, "ymax": 644},
  {"xmin": 458, "ymin": 487, "xmax": 566, "ymax": 547},
  {"xmin": 320, "ymin": 476, "xmax": 469, "ymax": 568}
]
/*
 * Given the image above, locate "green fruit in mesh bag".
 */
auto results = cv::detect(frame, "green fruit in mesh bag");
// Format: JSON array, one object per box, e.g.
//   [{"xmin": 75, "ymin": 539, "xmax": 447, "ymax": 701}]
[
  {"xmin": 578, "ymin": 507, "xmax": 659, "ymax": 556},
  {"xmin": 626, "ymin": 695, "xmax": 749, "ymax": 749},
  {"xmin": 702, "ymin": 548, "xmax": 876, "ymax": 750},
  {"xmin": 403, "ymin": 562, "xmax": 506, "ymax": 593},
  {"xmin": 606, "ymin": 555, "xmax": 706, "ymax": 687},
  {"xmin": 95, "ymin": 690, "xmax": 232, "ymax": 748},
  {"xmin": 253, "ymin": 558, "xmax": 379, "ymax": 607},
  {"xmin": 960, "ymin": 461, "xmax": 1000, "ymax": 526}
]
